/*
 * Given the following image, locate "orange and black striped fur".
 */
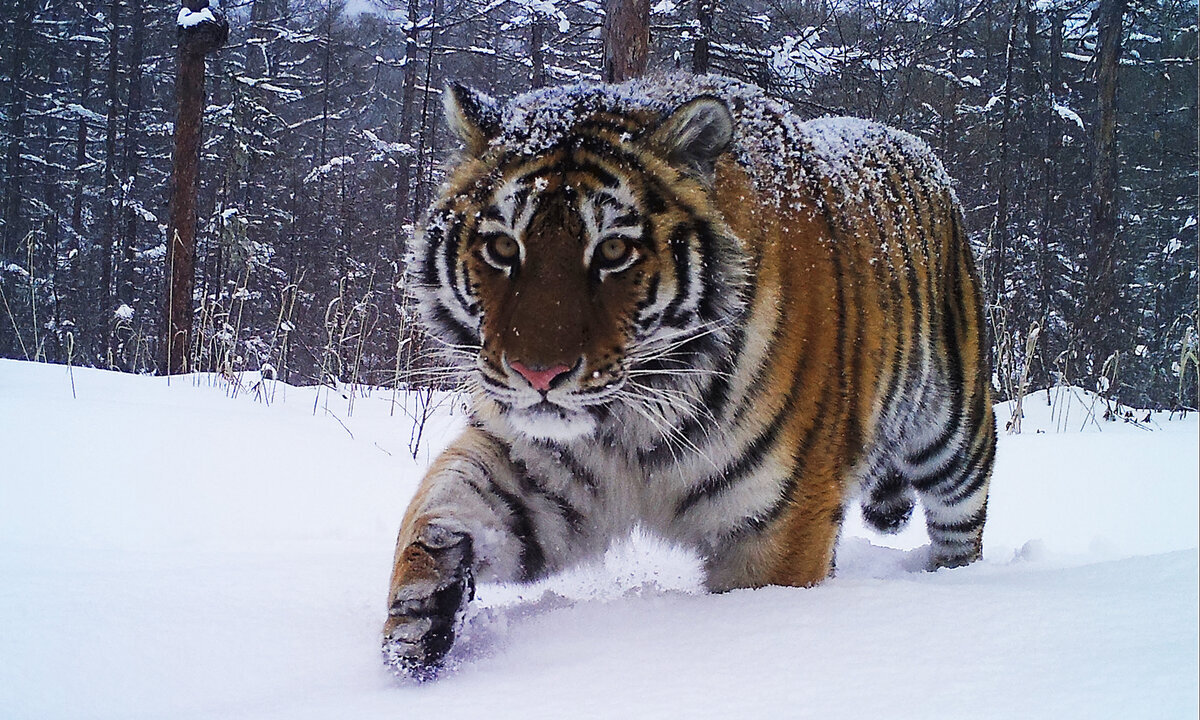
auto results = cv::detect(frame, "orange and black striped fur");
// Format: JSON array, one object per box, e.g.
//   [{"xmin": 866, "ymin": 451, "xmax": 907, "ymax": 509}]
[{"xmin": 383, "ymin": 75, "xmax": 996, "ymax": 677}]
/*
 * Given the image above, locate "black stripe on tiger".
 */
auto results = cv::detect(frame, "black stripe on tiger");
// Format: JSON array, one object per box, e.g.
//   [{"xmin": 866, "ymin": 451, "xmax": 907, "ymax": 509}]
[
  {"xmin": 431, "ymin": 213, "xmax": 482, "ymax": 323},
  {"xmin": 878, "ymin": 141, "xmax": 927, "ymax": 400},
  {"xmin": 673, "ymin": 402, "xmax": 791, "ymax": 517},
  {"xmin": 635, "ymin": 313, "xmax": 747, "ymax": 468},
  {"xmin": 879, "ymin": 142, "xmax": 966, "ymax": 469},
  {"xmin": 875, "ymin": 143, "xmax": 929, "ymax": 428},
  {"xmin": 910, "ymin": 420, "xmax": 994, "ymax": 497},
  {"xmin": 510, "ymin": 457, "xmax": 586, "ymax": 534},
  {"xmin": 478, "ymin": 474, "xmax": 547, "ymax": 582},
  {"xmin": 529, "ymin": 440, "xmax": 602, "ymax": 495},
  {"xmin": 717, "ymin": 349, "xmax": 837, "ymax": 541},
  {"xmin": 862, "ymin": 156, "xmax": 910, "ymax": 443},
  {"xmin": 662, "ymin": 224, "xmax": 696, "ymax": 327},
  {"xmin": 927, "ymin": 505, "xmax": 988, "ymax": 536},
  {"xmin": 449, "ymin": 453, "xmax": 546, "ymax": 582},
  {"xmin": 426, "ymin": 302, "xmax": 479, "ymax": 350},
  {"xmin": 693, "ymin": 220, "xmax": 726, "ymax": 322},
  {"xmin": 672, "ymin": 257, "xmax": 824, "ymax": 518},
  {"xmin": 940, "ymin": 431, "xmax": 996, "ymax": 506}
]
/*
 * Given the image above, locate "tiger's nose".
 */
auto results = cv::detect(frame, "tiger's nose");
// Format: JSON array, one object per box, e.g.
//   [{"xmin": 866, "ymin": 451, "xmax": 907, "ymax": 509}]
[{"xmin": 509, "ymin": 360, "xmax": 572, "ymax": 392}]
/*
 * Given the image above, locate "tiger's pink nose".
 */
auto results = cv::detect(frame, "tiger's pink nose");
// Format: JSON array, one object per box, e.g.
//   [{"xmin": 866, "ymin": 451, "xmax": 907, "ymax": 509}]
[{"xmin": 509, "ymin": 361, "xmax": 572, "ymax": 392}]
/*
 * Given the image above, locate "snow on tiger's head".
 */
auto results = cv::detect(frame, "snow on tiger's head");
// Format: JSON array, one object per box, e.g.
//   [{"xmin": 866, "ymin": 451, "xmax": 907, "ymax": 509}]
[{"xmin": 406, "ymin": 76, "xmax": 751, "ymax": 442}]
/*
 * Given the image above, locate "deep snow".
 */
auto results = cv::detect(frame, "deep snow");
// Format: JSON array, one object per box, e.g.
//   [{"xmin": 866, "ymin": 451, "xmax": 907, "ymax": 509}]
[{"xmin": 0, "ymin": 359, "xmax": 1196, "ymax": 719}]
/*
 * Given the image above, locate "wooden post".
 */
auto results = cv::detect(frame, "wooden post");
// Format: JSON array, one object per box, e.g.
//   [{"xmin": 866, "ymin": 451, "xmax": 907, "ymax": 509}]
[
  {"xmin": 162, "ymin": 0, "xmax": 226, "ymax": 372},
  {"xmin": 162, "ymin": 0, "xmax": 228, "ymax": 374}
]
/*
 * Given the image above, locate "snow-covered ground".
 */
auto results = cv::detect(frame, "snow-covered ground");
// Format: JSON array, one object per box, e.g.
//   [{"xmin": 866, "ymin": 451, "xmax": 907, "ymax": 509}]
[{"xmin": 1, "ymin": 358, "xmax": 1196, "ymax": 719}]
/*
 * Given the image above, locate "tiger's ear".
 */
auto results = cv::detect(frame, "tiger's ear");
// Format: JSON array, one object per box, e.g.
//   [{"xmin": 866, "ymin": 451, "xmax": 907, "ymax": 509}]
[
  {"xmin": 647, "ymin": 96, "xmax": 734, "ymax": 180},
  {"xmin": 444, "ymin": 83, "xmax": 501, "ymax": 156}
]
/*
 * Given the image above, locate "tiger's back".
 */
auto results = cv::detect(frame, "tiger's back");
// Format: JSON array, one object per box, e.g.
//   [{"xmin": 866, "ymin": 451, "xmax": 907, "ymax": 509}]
[
  {"xmin": 383, "ymin": 74, "xmax": 995, "ymax": 676},
  {"xmin": 686, "ymin": 114, "xmax": 995, "ymax": 588}
]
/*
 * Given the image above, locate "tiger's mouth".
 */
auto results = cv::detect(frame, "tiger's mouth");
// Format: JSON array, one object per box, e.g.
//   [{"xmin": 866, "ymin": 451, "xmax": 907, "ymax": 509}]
[
  {"xmin": 475, "ymin": 353, "xmax": 627, "ymax": 441},
  {"xmin": 502, "ymin": 399, "xmax": 600, "ymax": 442}
]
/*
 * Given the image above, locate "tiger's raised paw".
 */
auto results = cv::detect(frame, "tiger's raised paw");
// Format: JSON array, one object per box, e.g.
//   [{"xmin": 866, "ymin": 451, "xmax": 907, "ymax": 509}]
[{"xmin": 382, "ymin": 526, "xmax": 475, "ymax": 681}]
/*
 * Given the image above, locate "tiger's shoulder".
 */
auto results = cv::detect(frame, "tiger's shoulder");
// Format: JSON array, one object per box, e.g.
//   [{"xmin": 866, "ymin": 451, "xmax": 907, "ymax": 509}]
[{"xmin": 789, "ymin": 116, "xmax": 956, "ymax": 208}]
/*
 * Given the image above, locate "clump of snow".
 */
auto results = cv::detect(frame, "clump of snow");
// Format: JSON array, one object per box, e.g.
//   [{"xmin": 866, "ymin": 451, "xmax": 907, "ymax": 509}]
[
  {"xmin": 113, "ymin": 303, "xmax": 134, "ymax": 322},
  {"xmin": 1053, "ymin": 102, "xmax": 1085, "ymax": 130},
  {"xmin": 304, "ymin": 155, "xmax": 355, "ymax": 183},
  {"xmin": 177, "ymin": 5, "xmax": 217, "ymax": 28},
  {"xmin": 769, "ymin": 34, "xmax": 863, "ymax": 89},
  {"xmin": 363, "ymin": 129, "xmax": 415, "ymax": 158},
  {"xmin": 0, "ymin": 359, "xmax": 1195, "ymax": 719}
]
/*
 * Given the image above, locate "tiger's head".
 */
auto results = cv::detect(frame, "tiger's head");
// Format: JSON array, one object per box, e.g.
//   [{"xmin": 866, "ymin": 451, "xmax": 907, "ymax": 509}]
[{"xmin": 409, "ymin": 83, "xmax": 748, "ymax": 443}]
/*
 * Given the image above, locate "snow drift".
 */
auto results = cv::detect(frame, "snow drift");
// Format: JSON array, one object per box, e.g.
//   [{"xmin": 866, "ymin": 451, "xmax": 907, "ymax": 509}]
[{"xmin": 0, "ymin": 359, "xmax": 1195, "ymax": 719}]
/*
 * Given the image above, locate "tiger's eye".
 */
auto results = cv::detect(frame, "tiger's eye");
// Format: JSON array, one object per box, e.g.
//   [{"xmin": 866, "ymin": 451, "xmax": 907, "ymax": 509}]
[
  {"xmin": 598, "ymin": 237, "xmax": 629, "ymax": 264},
  {"xmin": 487, "ymin": 235, "xmax": 519, "ymax": 262}
]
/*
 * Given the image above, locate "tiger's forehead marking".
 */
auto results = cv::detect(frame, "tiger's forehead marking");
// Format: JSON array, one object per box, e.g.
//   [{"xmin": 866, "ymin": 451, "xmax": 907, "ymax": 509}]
[
  {"xmin": 479, "ymin": 157, "xmax": 642, "ymax": 250},
  {"xmin": 477, "ymin": 175, "xmax": 542, "ymax": 240}
]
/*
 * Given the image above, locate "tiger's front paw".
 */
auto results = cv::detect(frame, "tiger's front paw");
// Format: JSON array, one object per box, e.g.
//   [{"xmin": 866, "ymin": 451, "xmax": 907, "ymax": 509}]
[{"xmin": 382, "ymin": 524, "xmax": 475, "ymax": 680}]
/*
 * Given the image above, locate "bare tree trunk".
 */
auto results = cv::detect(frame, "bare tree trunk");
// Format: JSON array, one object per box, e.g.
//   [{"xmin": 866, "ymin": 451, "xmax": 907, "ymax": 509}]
[
  {"xmin": 938, "ymin": 0, "xmax": 962, "ymax": 159},
  {"xmin": 691, "ymin": 0, "xmax": 713, "ymax": 74},
  {"xmin": 2, "ymin": 0, "xmax": 34, "ymax": 260},
  {"xmin": 394, "ymin": 0, "xmax": 419, "ymax": 251},
  {"xmin": 1037, "ymin": 7, "xmax": 1064, "ymax": 324},
  {"xmin": 118, "ymin": 0, "xmax": 145, "ymax": 310},
  {"xmin": 602, "ymin": 0, "xmax": 651, "ymax": 82},
  {"xmin": 71, "ymin": 43, "xmax": 92, "ymax": 241},
  {"xmin": 412, "ymin": 0, "xmax": 443, "ymax": 218},
  {"xmin": 530, "ymin": 15, "xmax": 546, "ymax": 88},
  {"xmin": 43, "ymin": 3, "xmax": 65, "ymax": 363},
  {"xmin": 246, "ymin": 0, "xmax": 285, "ymax": 78},
  {"xmin": 244, "ymin": 0, "xmax": 287, "ymax": 232},
  {"xmin": 987, "ymin": 0, "xmax": 1022, "ymax": 310},
  {"xmin": 316, "ymin": 2, "xmax": 334, "ymax": 211},
  {"xmin": 162, "ymin": 0, "xmax": 228, "ymax": 374},
  {"xmin": 100, "ymin": 0, "xmax": 121, "ymax": 355},
  {"xmin": 1083, "ymin": 0, "xmax": 1128, "ymax": 370}
]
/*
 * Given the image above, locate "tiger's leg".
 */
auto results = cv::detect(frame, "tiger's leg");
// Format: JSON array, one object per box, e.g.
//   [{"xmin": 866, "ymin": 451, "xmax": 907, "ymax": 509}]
[
  {"xmin": 910, "ymin": 417, "xmax": 996, "ymax": 569},
  {"xmin": 700, "ymin": 470, "xmax": 847, "ymax": 592},
  {"xmin": 383, "ymin": 428, "xmax": 591, "ymax": 678}
]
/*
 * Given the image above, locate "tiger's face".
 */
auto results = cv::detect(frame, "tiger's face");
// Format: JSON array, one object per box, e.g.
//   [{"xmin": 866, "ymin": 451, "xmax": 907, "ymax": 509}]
[{"xmin": 411, "ymin": 85, "xmax": 741, "ymax": 442}]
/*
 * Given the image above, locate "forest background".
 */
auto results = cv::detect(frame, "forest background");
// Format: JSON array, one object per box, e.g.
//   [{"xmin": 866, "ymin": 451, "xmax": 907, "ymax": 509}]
[{"xmin": 0, "ymin": 0, "xmax": 1195, "ymax": 410}]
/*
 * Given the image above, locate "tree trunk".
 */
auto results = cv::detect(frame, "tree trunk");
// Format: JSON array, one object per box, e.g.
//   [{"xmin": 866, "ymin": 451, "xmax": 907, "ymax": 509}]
[
  {"xmin": 530, "ymin": 15, "xmax": 546, "ymax": 88},
  {"xmin": 412, "ymin": 0, "xmax": 443, "ymax": 218},
  {"xmin": 162, "ymin": 0, "xmax": 228, "ymax": 374},
  {"xmin": 100, "ymin": 0, "xmax": 121, "ymax": 354},
  {"xmin": 1083, "ymin": 0, "xmax": 1129, "ymax": 370},
  {"xmin": 691, "ymin": 0, "xmax": 713, "ymax": 74},
  {"xmin": 987, "ymin": 0, "xmax": 1023, "ymax": 310},
  {"xmin": 71, "ymin": 43, "xmax": 92, "ymax": 241},
  {"xmin": 246, "ymin": 0, "xmax": 286, "ymax": 78},
  {"xmin": 2, "ymin": 0, "xmax": 34, "ymax": 260},
  {"xmin": 118, "ymin": 0, "xmax": 146, "ymax": 310},
  {"xmin": 394, "ymin": 0, "xmax": 419, "ymax": 251},
  {"xmin": 602, "ymin": 0, "xmax": 651, "ymax": 82},
  {"xmin": 316, "ymin": 3, "xmax": 334, "ymax": 212},
  {"xmin": 1037, "ymin": 8, "xmax": 1064, "ymax": 324}
]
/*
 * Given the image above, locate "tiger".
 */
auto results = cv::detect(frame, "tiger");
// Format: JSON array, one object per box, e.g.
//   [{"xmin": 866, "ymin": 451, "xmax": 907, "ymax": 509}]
[{"xmin": 382, "ymin": 73, "xmax": 996, "ymax": 678}]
